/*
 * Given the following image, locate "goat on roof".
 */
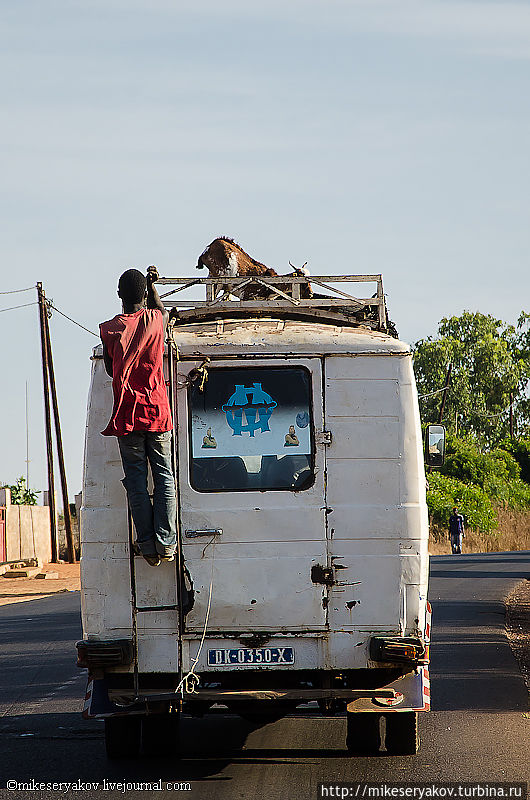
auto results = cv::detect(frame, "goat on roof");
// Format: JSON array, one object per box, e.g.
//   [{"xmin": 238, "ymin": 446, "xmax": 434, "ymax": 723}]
[{"xmin": 196, "ymin": 237, "xmax": 312, "ymax": 299}]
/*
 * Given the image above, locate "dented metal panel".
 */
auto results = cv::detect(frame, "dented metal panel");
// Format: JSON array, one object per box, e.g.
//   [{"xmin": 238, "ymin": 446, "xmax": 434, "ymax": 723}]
[
  {"xmin": 177, "ymin": 357, "xmax": 329, "ymax": 634},
  {"xmin": 168, "ymin": 319, "xmax": 409, "ymax": 358},
  {"xmin": 80, "ymin": 318, "xmax": 429, "ymax": 680},
  {"xmin": 81, "ymin": 355, "xmax": 181, "ymax": 644},
  {"xmin": 324, "ymin": 355, "xmax": 428, "ymax": 639}
]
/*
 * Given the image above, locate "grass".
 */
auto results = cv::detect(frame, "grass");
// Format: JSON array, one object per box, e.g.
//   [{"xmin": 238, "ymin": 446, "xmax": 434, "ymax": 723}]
[{"xmin": 429, "ymin": 508, "xmax": 530, "ymax": 555}]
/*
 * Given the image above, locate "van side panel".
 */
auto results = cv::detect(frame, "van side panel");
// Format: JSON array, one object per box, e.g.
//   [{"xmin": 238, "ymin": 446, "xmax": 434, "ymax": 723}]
[
  {"xmin": 81, "ymin": 355, "xmax": 186, "ymax": 671},
  {"xmin": 324, "ymin": 355, "xmax": 428, "ymax": 645},
  {"xmin": 80, "ymin": 358, "xmax": 132, "ymax": 639}
]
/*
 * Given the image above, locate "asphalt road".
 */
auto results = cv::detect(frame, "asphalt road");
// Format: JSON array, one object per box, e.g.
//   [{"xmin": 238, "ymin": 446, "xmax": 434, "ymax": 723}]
[{"xmin": 0, "ymin": 552, "xmax": 528, "ymax": 800}]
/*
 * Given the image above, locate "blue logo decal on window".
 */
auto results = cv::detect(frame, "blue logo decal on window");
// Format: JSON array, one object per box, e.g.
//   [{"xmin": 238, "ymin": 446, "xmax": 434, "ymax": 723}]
[
  {"xmin": 296, "ymin": 411, "xmax": 310, "ymax": 429},
  {"xmin": 222, "ymin": 384, "xmax": 277, "ymax": 437}
]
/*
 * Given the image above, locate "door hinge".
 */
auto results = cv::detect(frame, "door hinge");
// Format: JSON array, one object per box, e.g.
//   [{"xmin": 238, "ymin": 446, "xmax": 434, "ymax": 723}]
[{"xmin": 316, "ymin": 430, "xmax": 332, "ymax": 446}]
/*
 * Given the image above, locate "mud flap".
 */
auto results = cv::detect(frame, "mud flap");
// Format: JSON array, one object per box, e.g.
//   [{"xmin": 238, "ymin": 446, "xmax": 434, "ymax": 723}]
[
  {"xmin": 82, "ymin": 677, "xmax": 146, "ymax": 719},
  {"xmin": 348, "ymin": 601, "xmax": 432, "ymax": 714},
  {"xmin": 346, "ymin": 665, "xmax": 430, "ymax": 713}
]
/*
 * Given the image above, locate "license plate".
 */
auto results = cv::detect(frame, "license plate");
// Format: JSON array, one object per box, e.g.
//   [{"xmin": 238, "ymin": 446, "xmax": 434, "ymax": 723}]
[{"xmin": 207, "ymin": 647, "xmax": 295, "ymax": 666}]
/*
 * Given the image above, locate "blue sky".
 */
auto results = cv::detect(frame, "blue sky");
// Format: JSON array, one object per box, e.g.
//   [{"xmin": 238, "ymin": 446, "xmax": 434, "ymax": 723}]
[{"xmin": 1, "ymin": 0, "xmax": 529, "ymax": 497}]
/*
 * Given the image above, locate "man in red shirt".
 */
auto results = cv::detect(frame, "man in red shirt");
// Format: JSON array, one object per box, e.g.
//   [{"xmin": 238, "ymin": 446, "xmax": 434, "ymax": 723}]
[{"xmin": 100, "ymin": 267, "xmax": 176, "ymax": 567}]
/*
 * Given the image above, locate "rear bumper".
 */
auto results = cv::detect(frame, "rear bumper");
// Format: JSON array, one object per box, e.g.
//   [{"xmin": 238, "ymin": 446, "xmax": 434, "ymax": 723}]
[{"xmin": 82, "ymin": 666, "xmax": 430, "ymax": 719}]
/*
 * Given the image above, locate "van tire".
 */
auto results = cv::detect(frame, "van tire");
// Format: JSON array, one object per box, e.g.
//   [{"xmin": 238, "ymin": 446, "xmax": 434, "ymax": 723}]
[
  {"xmin": 384, "ymin": 711, "xmax": 419, "ymax": 755},
  {"xmin": 346, "ymin": 712, "xmax": 381, "ymax": 755},
  {"xmin": 104, "ymin": 716, "xmax": 142, "ymax": 759},
  {"xmin": 142, "ymin": 712, "xmax": 180, "ymax": 757}
]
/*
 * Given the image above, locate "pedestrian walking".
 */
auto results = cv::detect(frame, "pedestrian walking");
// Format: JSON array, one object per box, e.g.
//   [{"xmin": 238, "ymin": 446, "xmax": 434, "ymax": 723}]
[{"xmin": 448, "ymin": 505, "xmax": 465, "ymax": 554}]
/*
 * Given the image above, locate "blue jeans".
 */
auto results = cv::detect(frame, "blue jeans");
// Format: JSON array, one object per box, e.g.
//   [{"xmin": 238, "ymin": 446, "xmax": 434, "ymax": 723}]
[{"xmin": 118, "ymin": 430, "xmax": 177, "ymax": 557}]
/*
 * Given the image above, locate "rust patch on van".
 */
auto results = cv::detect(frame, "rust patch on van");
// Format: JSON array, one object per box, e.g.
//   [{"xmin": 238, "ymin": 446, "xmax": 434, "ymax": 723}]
[
  {"xmin": 239, "ymin": 632, "xmax": 271, "ymax": 647},
  {"xmin": 311, "ymin": 564, "xmax": 334, "ymax": 586}
]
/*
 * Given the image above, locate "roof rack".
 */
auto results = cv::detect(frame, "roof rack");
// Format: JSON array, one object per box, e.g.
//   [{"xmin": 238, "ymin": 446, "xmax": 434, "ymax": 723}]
[{"xmin": 156, "ymin": 274, "xmax": 393, "ymax": 334}]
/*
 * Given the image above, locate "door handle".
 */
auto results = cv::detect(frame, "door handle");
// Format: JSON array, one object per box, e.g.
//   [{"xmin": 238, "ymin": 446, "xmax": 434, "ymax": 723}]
[{"xmin": 185, "ymin": 528, "xmax": 223, "ymax": 538}]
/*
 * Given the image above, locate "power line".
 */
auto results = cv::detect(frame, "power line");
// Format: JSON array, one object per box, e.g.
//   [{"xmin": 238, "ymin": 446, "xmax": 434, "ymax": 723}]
[
  {"xmin": 46, "ymin": 301, "xmax": 99, "ymax": 337},
  {"xmin": 441, "ymin": 402, "xmax": 514, "ymax": 424},
  {"xmin": 0, "ymin": 286, "xmax": 35, "ymax": 295},
  {"xmin": 0, "ymin": 301, "xmax": 38, "ymax": 314},
  {"xmin": 0, "ymin": 291, "xmax": 99, "ymax": 337},
  {"xmin": 418, "ymin": 385, "xmax": 451, "ymax": 400},
  {"xmin": 471, "ymin": 404, "xmax": 512, "ymax": 419}
]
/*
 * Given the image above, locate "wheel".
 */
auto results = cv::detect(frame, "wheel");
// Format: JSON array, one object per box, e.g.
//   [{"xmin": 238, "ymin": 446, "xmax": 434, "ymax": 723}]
[
  {"xmin": 142, "ymin": 712, "xmax": 180, "ymax": 757},
  {"xmin": 384, "ymin": 711, "xmax": 419, "ymax": 755},
  {"xmin": 346, "ymin": 712, "xmax": 381, "ymax": 755},
  {"xmin": 105, "ymin": 716, "xmax": 142, "ymax": 759}
]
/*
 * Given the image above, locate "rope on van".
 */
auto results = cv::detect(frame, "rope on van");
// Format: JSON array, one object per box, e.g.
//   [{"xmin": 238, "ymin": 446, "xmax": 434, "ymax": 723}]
[
  {"xmin": 175, "ymin": 538, "xmax": 216, "ymax": 697},
  {"xmin": 187, "ymin": 358, "xmax": 210, "ymax": 393}
]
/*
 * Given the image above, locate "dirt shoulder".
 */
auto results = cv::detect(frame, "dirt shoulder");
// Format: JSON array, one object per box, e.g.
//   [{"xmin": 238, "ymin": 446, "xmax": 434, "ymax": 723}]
[
  {"xmin": 0, "ymin": 562, "xmax": 80, "ymax": 607},
  {"xmin": 506, "ymin": 578, "xmax": 530, "ymax": 697}
]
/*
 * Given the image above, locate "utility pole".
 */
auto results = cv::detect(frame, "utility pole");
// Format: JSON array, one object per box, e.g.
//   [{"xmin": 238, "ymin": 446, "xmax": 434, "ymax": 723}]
[
  {"xmin": 25, "ymin": 381, "xmax": 30, "ymax": 490},
  {"xmin": 437, "ymin": 363, "xmax": 453, "ymax": 425},
  {"xmin": 37, "ymin": 283, "xmax": 58, "ymax": 563},
  {"xmin": 509, "ymin": 392, "xmax": 514, "ymax": 439},
  {"xmin": 43, "ymin": 304, "xmax": 76, "ymax": 563}
]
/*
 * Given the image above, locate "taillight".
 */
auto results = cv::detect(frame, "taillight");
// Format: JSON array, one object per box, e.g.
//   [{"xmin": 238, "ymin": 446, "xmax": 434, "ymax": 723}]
[
  {"xmin": 369, "ymin": 636, "xmax": 426, "ymax": 665},
  {"xmin": 76, "ymin": 639, "xmax": 133, "ymax": 669}
]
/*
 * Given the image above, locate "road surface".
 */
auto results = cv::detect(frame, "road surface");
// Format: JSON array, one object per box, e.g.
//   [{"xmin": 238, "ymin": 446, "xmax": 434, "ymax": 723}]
[{"xmin": 0, "ymin": 552, "xmax": 528, "ymax": 799}]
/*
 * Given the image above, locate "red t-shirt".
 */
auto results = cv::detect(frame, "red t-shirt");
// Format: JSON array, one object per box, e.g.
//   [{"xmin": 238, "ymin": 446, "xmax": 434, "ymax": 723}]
[{"xmin": 99, "ymin": 308, "xmax": 172, "ymax": 437}]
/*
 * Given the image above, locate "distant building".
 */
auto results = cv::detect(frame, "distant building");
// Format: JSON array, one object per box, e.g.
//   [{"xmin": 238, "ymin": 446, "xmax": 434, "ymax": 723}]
[{"xmin": 0, "ymin": 487, "xmax": 52, "ymax": 564}]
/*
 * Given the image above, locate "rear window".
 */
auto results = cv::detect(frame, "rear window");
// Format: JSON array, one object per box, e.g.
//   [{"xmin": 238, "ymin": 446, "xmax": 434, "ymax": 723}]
[{"xmin": 189, "ymin": 367, "xmax": 314, "ymax": 492}]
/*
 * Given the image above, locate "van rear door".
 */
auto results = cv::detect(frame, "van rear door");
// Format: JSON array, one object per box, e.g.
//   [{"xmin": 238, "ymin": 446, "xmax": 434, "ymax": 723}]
[
  {"xmin": 323, "ymin": 355, "xmax": 406, "ymax": 634},
  {"xmin": 176, "ymin": 359, "xmax": 328, "ymax": 633}
]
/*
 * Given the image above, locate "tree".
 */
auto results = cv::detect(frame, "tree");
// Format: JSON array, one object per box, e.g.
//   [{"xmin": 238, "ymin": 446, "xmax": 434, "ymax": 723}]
[
  {"xmin": 1, "ymin": 477, "xmax": 40, "ymax": 505},
  {"xmin": 426, "ymin": 435, "xmax": 530, "ymax": 533},
  {"xmin": 498, "ymin": 437, "xmax": 530, "ymax": 484},
  {"xmin": 413, "ymin": 311, "xmax": 530, "ymax": 446}
]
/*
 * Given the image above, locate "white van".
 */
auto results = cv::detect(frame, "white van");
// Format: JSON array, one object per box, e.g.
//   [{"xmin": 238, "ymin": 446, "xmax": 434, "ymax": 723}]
[{"xmin": 77, "ymin": 274, "xmax": 438, "ymax": 758}]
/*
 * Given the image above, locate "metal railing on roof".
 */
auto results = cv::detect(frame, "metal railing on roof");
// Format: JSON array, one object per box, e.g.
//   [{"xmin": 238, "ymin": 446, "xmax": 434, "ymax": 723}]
[{"xmin": 156, "ymin": 274, "xmax": 388, "ymax": 332}]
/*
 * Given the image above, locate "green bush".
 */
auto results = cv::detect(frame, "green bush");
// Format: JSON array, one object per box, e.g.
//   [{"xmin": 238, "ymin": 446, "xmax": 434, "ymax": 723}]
[
  {"xmin": 1, "ymin": 477, "xmax": 40, "ymax": 505},
  {"xmin": 499, "ymin": 438, "xmax": 530, "ymax": 484},
  {"xmin": 440, "ymin": 435, "xmax": 530, "ymax": 509},
  {"xmin": 442, "ymin": 435, "xmax": 520, "ymax": 486},
  {"xmin": 426, "ymin": 434, "xmax": 530, "ymax": 535},
  {"xmin": 427, "ymin": 472, "xmax": 498, "ymax": 533}
]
